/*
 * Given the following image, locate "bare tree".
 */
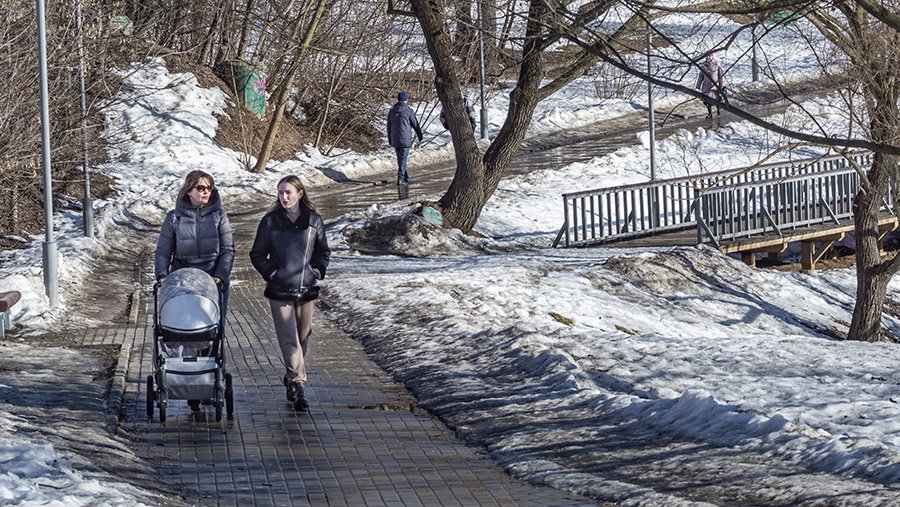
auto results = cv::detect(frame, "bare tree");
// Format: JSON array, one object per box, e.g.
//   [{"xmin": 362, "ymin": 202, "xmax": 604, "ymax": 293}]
[
  {"xmin": 0, "ymin": 1, "xmax": 117, "ymax": 243},
  {"xmin": 403, "ymin": 0, "xmax": 900, "ymax": 343},
  {"xmin": 804, "ymin": 3, "xmax": 900, "ymax": 342},
  {"xmin": 251, "ymin": 0, "xmax": 331, "ymax": 173},
  {"xmin": 553, "ymin": 0, "xmax": 900, "ymax": 342},
  {"xmin": 633, "ymin": 1, "xmax": 900, "ymax": 342},
  {"xmin": 408, "ymin": 0, "xmax": 648, "ymax": 231}
]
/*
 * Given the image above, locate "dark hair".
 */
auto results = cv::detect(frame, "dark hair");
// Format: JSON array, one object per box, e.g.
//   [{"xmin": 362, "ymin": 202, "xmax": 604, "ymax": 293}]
[
  {"xmin": 268, "ymin": 175, "xmax": 318, "ymax": 213},
  {"xmin": 177, "ymin": 170, "xmax": 217, "ymax": 202}
]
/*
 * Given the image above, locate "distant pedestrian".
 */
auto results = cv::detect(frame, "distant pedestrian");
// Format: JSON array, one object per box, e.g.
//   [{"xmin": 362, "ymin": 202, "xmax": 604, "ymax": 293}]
[
  {"xmin": 696, "ymin": 52, "xmax": 726, "ymax": 119},
  {"xmin": 155, "ymin": 169, "xmax": 235, "ymax": 411},
  {"xmin": 439, "ymin": 96, "xmax": 477, "ymax": 132},
  {"xmin": 249, "ymin": 175, "xmax": 331, "ymax": 411},
  {"xmin": 387, "ymin": 91, "xmax": 423, "ymax": 185}
]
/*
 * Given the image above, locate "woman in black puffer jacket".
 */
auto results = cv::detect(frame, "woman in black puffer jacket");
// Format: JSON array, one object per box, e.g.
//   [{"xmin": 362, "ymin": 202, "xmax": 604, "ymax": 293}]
[
  {"xmin": 155, "ymin": 170, "xmax": 235, "ymax": 411},
  {"xmin": 155, "ymin": 170, "xmax": 234, "ymax": 287},
  {"xmin": 250, "ymin": 175, "xmax": 331, "ymax": 411}
]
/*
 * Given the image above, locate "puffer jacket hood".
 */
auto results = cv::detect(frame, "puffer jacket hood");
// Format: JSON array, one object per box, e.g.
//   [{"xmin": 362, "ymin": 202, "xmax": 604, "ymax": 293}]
[{"xmin": 154, "ymin": 191, "xmax": 235, "ymax": 284}]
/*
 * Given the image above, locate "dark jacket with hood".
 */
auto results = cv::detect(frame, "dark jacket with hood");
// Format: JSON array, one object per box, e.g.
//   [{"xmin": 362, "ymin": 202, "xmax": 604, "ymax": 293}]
[
  {"xmin": 249, "ymin": 206, "xmax": 331, "ymax": 301},
  {"xmin": 387, "ymin": 101, "xmax": 423, "ymax": 148},
  {"xmin": 154, "ymin": 192, "xmax": 235, "ymax": 284}
]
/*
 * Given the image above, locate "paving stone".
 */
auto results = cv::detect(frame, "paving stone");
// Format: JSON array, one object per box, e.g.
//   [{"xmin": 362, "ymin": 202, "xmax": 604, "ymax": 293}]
[{"xmin": 110, "ymin": 229, "xmax": 597, "ymax": 506}]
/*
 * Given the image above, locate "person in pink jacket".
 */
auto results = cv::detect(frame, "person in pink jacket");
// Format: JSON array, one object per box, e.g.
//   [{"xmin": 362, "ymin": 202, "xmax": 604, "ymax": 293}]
[{"xmin": 696, "ymin": 52, "xmax": 726, "ymax": 119}]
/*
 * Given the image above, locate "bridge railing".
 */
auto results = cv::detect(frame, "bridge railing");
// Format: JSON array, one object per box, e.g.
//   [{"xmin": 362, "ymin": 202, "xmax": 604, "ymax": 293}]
[
  {"xmin": 696, "ymin": 162, "xmax": 892, "ymax": 246},
  {"xmin": 555, "ymin": 151, "xmax": 874, "ymax": 248}
]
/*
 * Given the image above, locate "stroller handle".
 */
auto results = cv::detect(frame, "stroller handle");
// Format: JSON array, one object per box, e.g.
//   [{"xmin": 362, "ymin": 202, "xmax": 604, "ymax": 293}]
[{"xmin": 154, "ymin": 275, "xmax": 224, "ymax": 290}]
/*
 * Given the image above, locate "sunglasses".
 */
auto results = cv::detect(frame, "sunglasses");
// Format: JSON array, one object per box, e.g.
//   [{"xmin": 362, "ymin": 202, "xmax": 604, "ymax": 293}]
[{"xmin": 193, "ymin": 184, "xmax": 213, "ymax": 193}]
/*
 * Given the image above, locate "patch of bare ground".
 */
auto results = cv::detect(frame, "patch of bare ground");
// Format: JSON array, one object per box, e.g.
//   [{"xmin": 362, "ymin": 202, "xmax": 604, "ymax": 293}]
[
  {"xmin": 768, "ymin": 245, "xmax": 860, "ymax": 272},
  {"xmin": 0, "ymin": 168, "xmax": 116, "ymax": 251},
  {"xmin": 767, "ymin": 242, "xmax": 900, "ymax": 273},
  {"xmin": 163, "ymin": 52, "xmax": 384, "ymax": 161},
  {"xmin": 162, "ymin": 52, "xmax": 310, "ymax": 162}
]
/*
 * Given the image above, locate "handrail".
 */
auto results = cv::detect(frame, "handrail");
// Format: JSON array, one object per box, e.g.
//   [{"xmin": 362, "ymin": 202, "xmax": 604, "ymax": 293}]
[
  {"xmin": 696, "ymin": 164, "xmax": 893, "ymax": 245},
  {"xmin": 555, "ymin": 151, "xmax": 873, "ymax": 248}
]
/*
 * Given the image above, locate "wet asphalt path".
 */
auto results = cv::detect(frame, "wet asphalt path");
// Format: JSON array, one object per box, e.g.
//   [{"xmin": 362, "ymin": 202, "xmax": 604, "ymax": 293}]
[{"xmin": 313, "ymin": 75, "xmax": 833, "ymax": 220}]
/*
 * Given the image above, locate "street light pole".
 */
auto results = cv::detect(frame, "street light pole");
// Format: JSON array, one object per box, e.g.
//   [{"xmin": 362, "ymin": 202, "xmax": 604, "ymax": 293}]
[
  {"xmin": 477, "ymin": 0, "xmax": 488, "ymax": 140},
  {"xmin": 751, "ymin": 24, "xmax": 759, "ymax": 82},
  {"xmin": 647, "ymin": 27, "xmax": 656, "ymax": 181},
  {"xmin": 36, "ymin": 0, "xmax": 58, "ymax": 307},
  {"xmin": 647, "ymin": 25, "xmax": 658, "ymax": 228},
  {"xmin": 77, "ymin": 0, "xmax": 94, "ymax": 238}
]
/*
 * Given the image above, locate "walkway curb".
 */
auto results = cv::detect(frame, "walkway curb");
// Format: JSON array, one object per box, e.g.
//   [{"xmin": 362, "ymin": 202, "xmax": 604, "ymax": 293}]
[{"xmin": 107, "ymin": 335, "xmax": 132, "ymax": 435}]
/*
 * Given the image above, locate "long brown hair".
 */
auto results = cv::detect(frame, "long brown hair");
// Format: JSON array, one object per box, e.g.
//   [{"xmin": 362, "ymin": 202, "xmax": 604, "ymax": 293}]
[
  {"xmin": 176, "ymin": 170, "xmax": 217, "ymax": 202},
  {"xmin": 268, "ymin": 175, "xmax": 318, "ymax": 213}
]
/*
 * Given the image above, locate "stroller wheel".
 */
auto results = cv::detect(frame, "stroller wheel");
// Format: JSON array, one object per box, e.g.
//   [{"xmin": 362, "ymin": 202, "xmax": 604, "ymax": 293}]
[
  {"xmin": 225, "ymin": 373, "xmax": 234, "ymax": 417},
  {"xmin": 159, "ymin": 403, "xmax": 166, "ymax": 423},
  {"xmin": 146, "ymin": 375, "xmax": 155, "ymax": 419},
  {"xmin": 214, "ymin": 375, "xmax": 224, "ymax": 422}
]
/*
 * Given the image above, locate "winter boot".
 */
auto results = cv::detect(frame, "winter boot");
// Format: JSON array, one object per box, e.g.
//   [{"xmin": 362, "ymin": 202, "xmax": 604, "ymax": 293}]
[{"xmin": 293, "ymin": 384, "xmax": 309, "ymax": 411}]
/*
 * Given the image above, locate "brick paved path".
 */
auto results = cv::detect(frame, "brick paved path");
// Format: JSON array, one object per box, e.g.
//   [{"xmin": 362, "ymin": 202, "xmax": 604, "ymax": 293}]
[
  {"xmin": 39, "ymin": 76, "xmax": 840, "ymax": 505},
  {"xmin": 115, "ymin": 217, "xmax": 597, "ymax": 506}
]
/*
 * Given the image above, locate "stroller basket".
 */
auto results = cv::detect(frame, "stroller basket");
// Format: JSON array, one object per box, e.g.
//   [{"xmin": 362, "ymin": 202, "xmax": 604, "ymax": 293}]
[{"xmin": 164, "ymin": 356, "xmax": 217, "ymax": 400}]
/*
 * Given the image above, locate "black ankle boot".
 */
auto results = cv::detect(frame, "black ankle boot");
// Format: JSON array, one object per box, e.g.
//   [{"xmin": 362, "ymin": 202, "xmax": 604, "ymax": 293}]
[{"xmin": 293, "ymin": 384, "xmax": 308, "ymax": 411}]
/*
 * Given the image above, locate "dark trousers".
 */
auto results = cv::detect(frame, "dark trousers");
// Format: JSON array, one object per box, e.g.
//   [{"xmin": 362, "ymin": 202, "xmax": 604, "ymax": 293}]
[{"xmin": 394, "ymin": 146, "xmax": 410, "ymax": 183}]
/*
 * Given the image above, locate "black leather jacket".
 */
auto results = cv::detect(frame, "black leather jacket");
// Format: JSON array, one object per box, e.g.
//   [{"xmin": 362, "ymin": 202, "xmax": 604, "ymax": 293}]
[{"xmin": 249, "ymin": 206, "xmax": 331, "ymax": 301}]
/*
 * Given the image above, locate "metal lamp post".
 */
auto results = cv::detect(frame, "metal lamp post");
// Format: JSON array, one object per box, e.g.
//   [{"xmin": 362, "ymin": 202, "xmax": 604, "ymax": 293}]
[
  {"xmin": 36, "ymin": 0, "xmax": 58, "ymax": 307},
  {"xmin": 647, "ymin": 25, "xmax": 658, "ymax": 228},
  {"xmin": 476, "ymin": 0, "xmax": 488, "ymax": 140},
  {"xmin": 647, "ymin": 27, "xmax": 656, "ymax": 181},
  {"xmin": 77, "ymin": 0, "xmax": 94, "ymax": 237}
]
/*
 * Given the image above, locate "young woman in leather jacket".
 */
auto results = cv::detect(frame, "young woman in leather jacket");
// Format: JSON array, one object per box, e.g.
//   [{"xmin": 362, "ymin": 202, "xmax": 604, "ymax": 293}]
[{"xmin": 250, "ymin": 175, "xmax": 331, "ymax": 410}]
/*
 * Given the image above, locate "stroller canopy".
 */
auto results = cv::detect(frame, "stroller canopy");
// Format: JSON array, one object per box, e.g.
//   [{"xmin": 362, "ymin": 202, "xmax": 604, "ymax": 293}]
[{"xmin": 159, "ymin": 268, "xmax": 220, "ymax": 335}]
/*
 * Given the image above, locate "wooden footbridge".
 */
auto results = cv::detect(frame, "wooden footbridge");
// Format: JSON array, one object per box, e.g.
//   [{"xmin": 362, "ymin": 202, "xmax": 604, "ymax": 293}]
[{"xmin": 553, "ymin": 151, "xmax": 899, "ymax": 270}]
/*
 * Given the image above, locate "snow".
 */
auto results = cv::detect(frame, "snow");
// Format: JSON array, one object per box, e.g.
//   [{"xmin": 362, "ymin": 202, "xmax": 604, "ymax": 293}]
[{"xmin": 1, "ymin": 12, "xmax": 896, "ymax": 505}]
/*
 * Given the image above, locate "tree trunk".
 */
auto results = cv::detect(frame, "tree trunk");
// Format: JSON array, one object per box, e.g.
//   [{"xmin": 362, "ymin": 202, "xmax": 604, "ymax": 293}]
[
  {"xmin": 214, "ymin": 0, "xmax": 238, "ymax": 65},
  {"xmin": 847, "ymin": 162, "xmax": 890, "ymax": 341},
  {"xmin": 411, "ymin": 0, "xmax": 486, "ymax": 229},
  {"xmin": 251, "ymin": 0, "xmax": 329, "ymax": 173},
  {"xmin": 408, "ymin": 0, "xmax": 622, "ymax": 233},
  {"xmin": 481, "ymin": 0, "xmax": 499, "ymax": 83},
  {"xmin": 846, "ymin": 28, "xmax": 900, "ymax": 340},
  {"xmin": 440, "ymin": 0, "xmax": 548, "ymax": 231},
  {"xmin": 314, "ymin": 67, "xmax": 339, "ymax": 149},
  {"xmin": 236, "ymin": 0, "xmax": 257, "ymax": 59},
  {"xmin": 197, "ymin": 9, "xmax": 221, "ymax": 65}
]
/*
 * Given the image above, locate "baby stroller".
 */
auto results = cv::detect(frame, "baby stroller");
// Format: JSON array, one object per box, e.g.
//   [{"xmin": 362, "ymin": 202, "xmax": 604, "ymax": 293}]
[{"xmin": 146, "ymin": 268, "xmax": 234, "ymax": 423}]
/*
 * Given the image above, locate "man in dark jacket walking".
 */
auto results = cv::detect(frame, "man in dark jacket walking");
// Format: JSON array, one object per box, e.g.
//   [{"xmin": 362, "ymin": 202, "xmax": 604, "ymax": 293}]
[{"xmin": 387, "ymin": 91, "xmax": 423, "ymax": 185}]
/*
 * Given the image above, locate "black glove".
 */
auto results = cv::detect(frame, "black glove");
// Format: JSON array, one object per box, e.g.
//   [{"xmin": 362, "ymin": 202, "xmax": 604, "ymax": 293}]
[{"xmin": 719, "ymin": 87, "xmax": 728, "ymax": 103}]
